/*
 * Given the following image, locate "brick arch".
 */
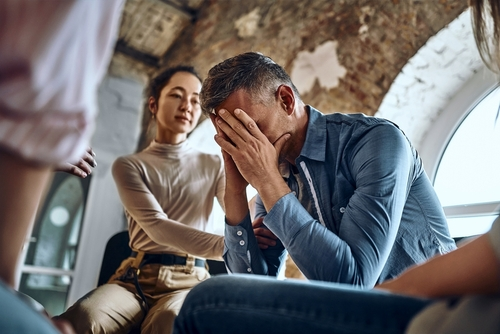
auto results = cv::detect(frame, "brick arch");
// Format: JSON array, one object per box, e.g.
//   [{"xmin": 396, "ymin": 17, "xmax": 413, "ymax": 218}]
[
  {"xmin": 162, "ymin": 0, "xmax": 467, "ymax": 116},
  {"xmin": 375, "ymin": 9, "xmax": 484, "ymax": 152}
]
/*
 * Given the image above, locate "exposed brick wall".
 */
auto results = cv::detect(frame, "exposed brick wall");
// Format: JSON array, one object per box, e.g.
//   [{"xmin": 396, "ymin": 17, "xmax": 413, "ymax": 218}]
[
  {"xmin": 109, "ymin": 0, "xmax": 468, "ymax": 151},
  {"xmin": 160, "ymin": 0, "xmax": 467, "ymax": 116}
]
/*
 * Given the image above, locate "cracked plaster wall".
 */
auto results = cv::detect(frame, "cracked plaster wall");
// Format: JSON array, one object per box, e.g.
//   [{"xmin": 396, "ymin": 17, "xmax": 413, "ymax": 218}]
[{"xmin": 376, "ymin": 9, "xmax": 484, "ymax": 151}]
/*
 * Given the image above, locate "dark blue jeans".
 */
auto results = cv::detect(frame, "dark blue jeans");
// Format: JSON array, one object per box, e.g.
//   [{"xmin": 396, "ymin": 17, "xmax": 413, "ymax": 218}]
[{"xmin": 174, "ymin": 274, "xmax": 432, "ymax": 334}]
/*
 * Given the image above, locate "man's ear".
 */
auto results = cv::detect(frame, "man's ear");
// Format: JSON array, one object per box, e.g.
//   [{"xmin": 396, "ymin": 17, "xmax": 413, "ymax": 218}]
[
  {"xmin": 277, "ymin": 85, "xmax": 295, "ymax": 115},
  {"xmin": 148, "ymin": 96, "xmax": 157, "ymax": 115}
]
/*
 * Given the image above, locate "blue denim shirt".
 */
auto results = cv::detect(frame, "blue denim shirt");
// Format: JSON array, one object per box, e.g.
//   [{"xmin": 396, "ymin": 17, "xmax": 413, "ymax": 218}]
[{"xmin": 224, "ymin": 106, "xmax": 456, "ymax": 287}]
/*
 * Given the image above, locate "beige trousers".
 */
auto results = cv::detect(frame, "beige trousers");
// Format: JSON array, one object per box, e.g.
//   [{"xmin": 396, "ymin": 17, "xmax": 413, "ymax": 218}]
[{"xmin": 59, "ymin": 256, "xmax": 210, "ymax": 334}]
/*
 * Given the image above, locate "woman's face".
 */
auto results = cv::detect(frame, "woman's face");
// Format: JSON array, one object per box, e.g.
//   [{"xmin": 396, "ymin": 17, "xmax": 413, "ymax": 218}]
[{"xmin": 151, "ymin": 71, "xmax": 202, "ymax": 144}]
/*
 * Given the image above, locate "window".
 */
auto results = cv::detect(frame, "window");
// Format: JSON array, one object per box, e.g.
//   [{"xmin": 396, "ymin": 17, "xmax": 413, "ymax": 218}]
[
  {"xmin": 18, "ymin": 172, "xmax": 91, "ymax": 315},
  {"xmin": 433, "ymin": 84, "xmax": 500, "ymax": 238}
]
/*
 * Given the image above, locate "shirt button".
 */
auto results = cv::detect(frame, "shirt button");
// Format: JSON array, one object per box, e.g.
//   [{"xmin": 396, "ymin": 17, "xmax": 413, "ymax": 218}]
[
  {"xmin": 236, "ymin": 231, "xmax": 243, "ymax": 236},
  {"xmin": 239, "ymin": 240, "xmax": 245, "ymax": 246},
  {"xmin": 247, "ymin": 268, "xmax": 252, "ymax": 272},
  {"xmin": 340, "ymin": 207, "xmax": 346, "ymax": 213}
]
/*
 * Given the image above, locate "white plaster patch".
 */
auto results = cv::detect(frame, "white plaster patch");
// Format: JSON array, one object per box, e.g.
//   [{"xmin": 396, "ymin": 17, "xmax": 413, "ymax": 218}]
[
  {"xmin": 359, "ymin": 24, "xmax": 369, "ymax": 41},
  {"xmin": 375, "ymin": 10, "xmax": 483, "ymax": 151},
  {"xmin": 234, "ymin": 7, "xmax": 260, "ymax": 38},
  {"xmin": 358, "ymin": 6, "xmax": 374, "ymax": 42},
  {"xmin": 290, "ymin": 40, "xmax": 347, "ymax": 94}
]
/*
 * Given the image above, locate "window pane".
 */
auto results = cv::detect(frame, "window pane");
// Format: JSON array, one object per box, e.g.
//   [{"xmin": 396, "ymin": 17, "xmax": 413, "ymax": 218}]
[
  {"xmin": 24, "ymin": 173, "xmax": 89, "ymax": 270},
  {"xmin": 446, "ymin": 215, "xmax": 497, "ymax": 238},
  {"xmin": 434, "ymin": 85, "xmax": 500, "ymax": 206}
]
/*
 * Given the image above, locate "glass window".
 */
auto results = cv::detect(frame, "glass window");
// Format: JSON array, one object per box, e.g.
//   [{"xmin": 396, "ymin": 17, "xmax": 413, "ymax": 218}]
[
  {"xmin": 446, "ymin": 215, "xmax": 498, "ymax": 238},
  {"xmin": 19, "ymin": 172, "xmax": 91, "ymax": 314},
  {"xmin": 434, "ymin": 85, "xmax": 500, "ymax": 237}
]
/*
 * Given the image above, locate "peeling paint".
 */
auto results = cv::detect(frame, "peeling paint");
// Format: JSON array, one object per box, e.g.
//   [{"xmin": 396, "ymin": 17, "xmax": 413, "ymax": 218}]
[
  {"xmin": 291, "ymin": 40, "xmax": 347, "ymax": 94},
  {"xmin": 234, "ymin": 7, "xmax": 261, "ymax": 38}
]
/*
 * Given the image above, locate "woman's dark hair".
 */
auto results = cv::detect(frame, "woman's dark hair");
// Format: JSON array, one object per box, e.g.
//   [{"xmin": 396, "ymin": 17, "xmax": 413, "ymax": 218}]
[{"xmin": 147, "ymin": 65, "xmax": 202, "ymax": 102}]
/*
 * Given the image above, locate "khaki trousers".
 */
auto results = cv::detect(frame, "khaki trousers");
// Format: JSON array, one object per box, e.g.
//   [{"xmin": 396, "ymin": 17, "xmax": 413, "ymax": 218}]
[{"xmin": 60, "ymin": 256, "xmax": 210, "ymax": 334}]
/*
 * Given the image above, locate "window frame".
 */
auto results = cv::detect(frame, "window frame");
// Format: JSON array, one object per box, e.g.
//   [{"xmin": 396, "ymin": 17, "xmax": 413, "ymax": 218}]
[{"xmin": 419, "ymin": 64, "xmax": 500, "ymax": 235}]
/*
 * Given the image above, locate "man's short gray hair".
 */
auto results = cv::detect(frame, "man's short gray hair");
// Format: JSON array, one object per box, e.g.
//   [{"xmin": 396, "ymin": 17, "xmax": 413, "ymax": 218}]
[{"xmin": 200, "ymin": 52, "xmax": 301, "ymax": 115}]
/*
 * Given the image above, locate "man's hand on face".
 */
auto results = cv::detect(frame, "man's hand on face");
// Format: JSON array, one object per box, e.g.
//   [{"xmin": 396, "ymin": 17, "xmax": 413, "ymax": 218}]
[
  {"xmin": 53, "ymin": 147, "xmax": 96, "ymax": 178},
  {"xmin": 210, "ymin": 113, "xmax": 248, "ymax": 195},
  {"xmin": 214, "ymin": 108, "xmax": 288, "ymax": 191},
  {"xmin": 214, "ymin": 108, "xmax": 292, "ymax": 212}
]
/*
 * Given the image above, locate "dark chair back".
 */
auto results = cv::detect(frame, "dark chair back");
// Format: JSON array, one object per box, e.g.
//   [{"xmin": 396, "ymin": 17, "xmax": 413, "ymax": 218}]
[{"xmin": 97, "ymin": 230, "xmax": 131, "ymax": 286}]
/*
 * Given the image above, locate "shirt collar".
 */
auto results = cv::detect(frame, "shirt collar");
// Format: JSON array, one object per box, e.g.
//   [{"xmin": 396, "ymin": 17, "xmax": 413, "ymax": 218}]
[{"xmin": 298, "ymin": 105, "xmax": 327, "ymax": 162}]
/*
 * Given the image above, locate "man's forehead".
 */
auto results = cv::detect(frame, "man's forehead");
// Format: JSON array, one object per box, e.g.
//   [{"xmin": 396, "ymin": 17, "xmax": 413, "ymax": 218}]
[{"xmin": 215, "ymin": 89, "xmax": 252, "ymax": 114}]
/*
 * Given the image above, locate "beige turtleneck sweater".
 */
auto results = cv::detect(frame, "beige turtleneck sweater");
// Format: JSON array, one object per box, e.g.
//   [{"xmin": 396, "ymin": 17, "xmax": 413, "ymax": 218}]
[{"xmin": 112, "ymin": 140, "xmax": 225, "ymax": 260}]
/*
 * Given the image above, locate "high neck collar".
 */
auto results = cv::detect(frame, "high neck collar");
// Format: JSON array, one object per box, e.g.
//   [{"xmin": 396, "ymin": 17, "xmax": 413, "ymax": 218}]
[{"xmin": 145, "ymin": 139, "xmax": 191, "ymax": 156}]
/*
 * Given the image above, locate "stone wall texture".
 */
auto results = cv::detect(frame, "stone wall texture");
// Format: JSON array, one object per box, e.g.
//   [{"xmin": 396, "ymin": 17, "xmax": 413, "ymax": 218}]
[
  {"xmin": 109, "ymin": 0, "xmax": 468, "ymax": 151},
  {"xmin": 160, "ymin": 0, "xmax": 467, "ymax": 116}
]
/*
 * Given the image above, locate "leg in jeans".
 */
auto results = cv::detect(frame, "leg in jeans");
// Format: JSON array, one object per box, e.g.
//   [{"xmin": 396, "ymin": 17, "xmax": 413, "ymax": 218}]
[{"xmin": 174, "ymin": 274, "xmax": 433, "ymax": 334}]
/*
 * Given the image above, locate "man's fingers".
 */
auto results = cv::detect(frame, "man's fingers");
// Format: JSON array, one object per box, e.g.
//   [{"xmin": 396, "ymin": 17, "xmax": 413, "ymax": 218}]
[
  {"xmin": 252, "ymin": 216, "xmax": 265, "ymax": 228},
  {"xmin": 217, "ymin": 108, "xmax": 266, "ymax": 145},
  {"xmin": 254, "ymin": 227, "xmax": 278, "ymax": 240},
  {"xmin": 215, "ymin": 110, "xmax": 246, "ymax": 147},
  {"xmin": 273, "ymin": 133, "xmax": 291, "ymax": 156},
  {"xmin": 232, "ymin": 108, "xmax": 269, "ymax": 142},
  {"xmin": 255, "ymin": 235, "xmax": 277, "ymax": 247},
  {"xmin": 253, "ymin": 216, "xmax": 278, "ymax": 249}
]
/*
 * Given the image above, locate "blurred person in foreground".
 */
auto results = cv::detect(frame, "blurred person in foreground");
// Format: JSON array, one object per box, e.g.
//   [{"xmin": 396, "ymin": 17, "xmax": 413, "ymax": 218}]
[{"xmin": 0, "ymin": 1, "xmax": 124, "ymax": 333}]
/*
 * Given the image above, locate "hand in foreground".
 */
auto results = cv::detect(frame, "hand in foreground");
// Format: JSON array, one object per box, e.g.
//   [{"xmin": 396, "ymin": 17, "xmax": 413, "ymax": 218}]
[
  {"xmin": 53, "ymin": 147, "xmax": 96, "ymax": 178},
  {"xmin": 375, "ymin": 233, "xmax": 499, "ymax": 298},
  {"xmin": 253, "ymin": 217, "xmax": 277, "ymax": 249}
]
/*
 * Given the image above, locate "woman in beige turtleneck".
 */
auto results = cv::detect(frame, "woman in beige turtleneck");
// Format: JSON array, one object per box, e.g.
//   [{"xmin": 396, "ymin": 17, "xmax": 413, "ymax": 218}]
[{"xmin": 59, "ymin": 66, "xmax": 225, "ymax": 334}]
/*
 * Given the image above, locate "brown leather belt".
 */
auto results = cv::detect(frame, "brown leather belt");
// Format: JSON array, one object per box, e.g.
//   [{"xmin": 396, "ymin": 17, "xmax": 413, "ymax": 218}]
[{"xmin": 130, "ymin": 251, "xmax": 205, "ymax": 268}]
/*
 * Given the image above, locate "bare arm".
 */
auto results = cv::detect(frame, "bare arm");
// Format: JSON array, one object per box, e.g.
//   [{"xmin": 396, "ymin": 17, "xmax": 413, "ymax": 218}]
[{"xmin": 376, "ymin": 233, "xmax": 500, "ymax": 297}]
